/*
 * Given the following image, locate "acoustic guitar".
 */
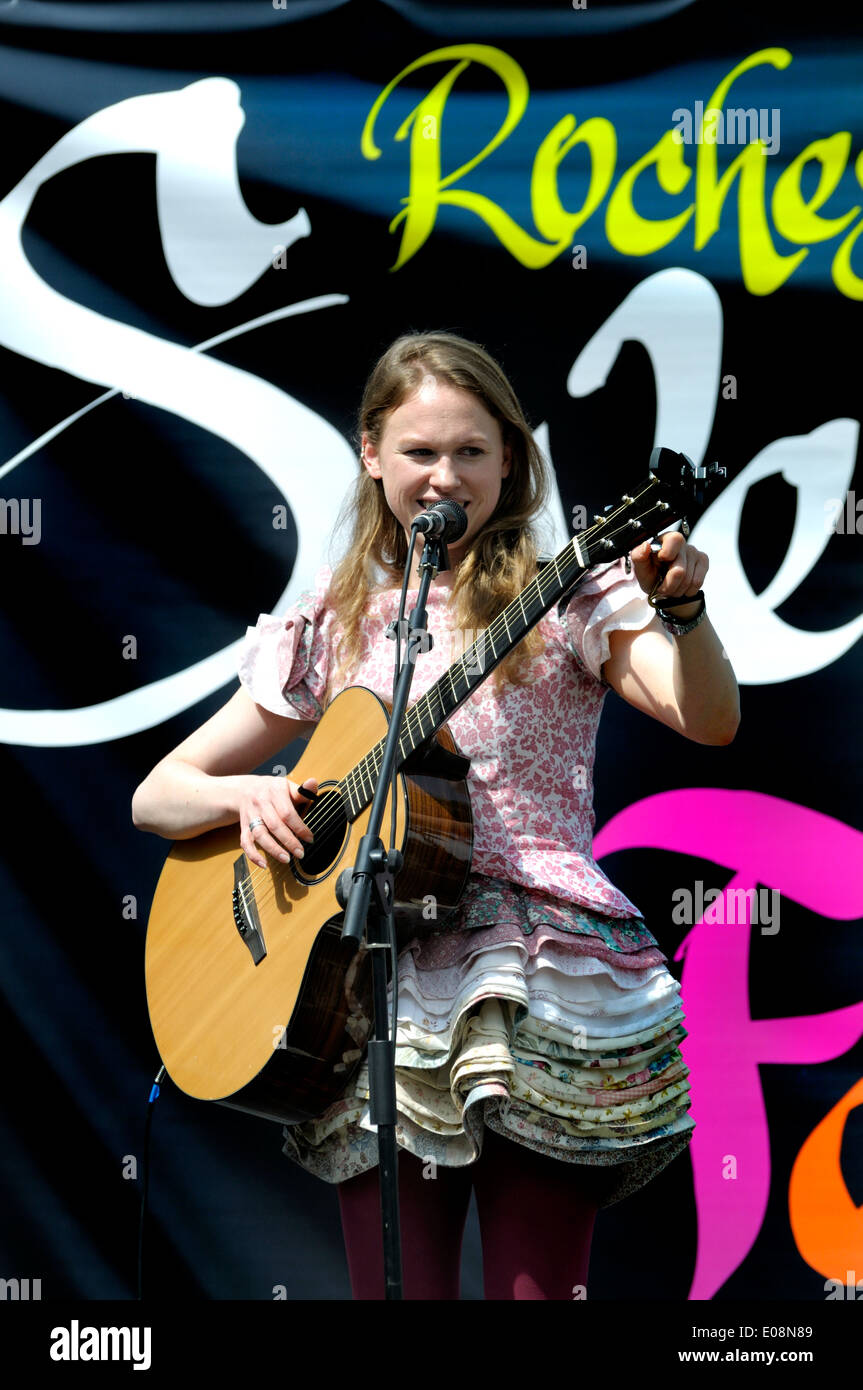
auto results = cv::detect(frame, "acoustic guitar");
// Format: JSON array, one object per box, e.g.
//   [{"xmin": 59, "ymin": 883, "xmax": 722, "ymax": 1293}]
[{"xmin": 144, "ymin": 448, "xmax": 722, "ymax": 1126}]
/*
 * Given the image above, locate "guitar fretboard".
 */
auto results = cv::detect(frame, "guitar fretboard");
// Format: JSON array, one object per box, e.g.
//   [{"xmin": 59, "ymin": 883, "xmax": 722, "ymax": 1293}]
[{"xmin": 314, "ymin": 454, "xmax": 711, "ymax": 821}]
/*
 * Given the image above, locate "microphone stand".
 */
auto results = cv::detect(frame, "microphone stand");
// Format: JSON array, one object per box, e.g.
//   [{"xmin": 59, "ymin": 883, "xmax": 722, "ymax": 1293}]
[{"xmin": 336, "ymin": 524, "xmax": 450, "ymax": 1301}]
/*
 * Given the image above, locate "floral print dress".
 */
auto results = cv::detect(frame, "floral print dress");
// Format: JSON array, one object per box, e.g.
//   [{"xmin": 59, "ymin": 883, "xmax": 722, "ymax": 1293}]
[{"xmin": 237, "ymin": 557, "xmax": 694, "ymax": 1207}]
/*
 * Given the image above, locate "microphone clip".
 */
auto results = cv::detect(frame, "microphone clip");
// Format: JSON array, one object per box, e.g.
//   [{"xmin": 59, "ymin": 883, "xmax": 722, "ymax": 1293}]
[{"xmin": 418, "ymin": 535, "xmax": 450, "ymax": 577}]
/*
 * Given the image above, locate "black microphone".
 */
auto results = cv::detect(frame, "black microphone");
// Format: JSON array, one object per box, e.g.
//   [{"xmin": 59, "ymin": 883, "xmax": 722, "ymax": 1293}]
[{"xmin": 412, "ymin": 498, "xmax": 468, "ymax": 541}]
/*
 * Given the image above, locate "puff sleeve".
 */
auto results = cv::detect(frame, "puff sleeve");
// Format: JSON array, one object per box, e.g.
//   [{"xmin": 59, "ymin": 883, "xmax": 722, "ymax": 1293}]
[
  {"xmin": 237, "ymin": 564, "xmax": 333, "ymax": 722},
  {"xmin": 561, "ymin": 557, "xmax": 654, "ymax": 684}
]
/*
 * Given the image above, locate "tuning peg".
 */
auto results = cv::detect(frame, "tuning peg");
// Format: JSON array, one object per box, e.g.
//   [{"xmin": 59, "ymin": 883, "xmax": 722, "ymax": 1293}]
[{"xmin": 692, "ymin": 459, "xmax": 725, "ymax": 481}]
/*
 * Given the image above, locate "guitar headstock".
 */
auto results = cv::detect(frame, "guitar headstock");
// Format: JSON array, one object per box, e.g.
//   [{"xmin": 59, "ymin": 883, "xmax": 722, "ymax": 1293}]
[{"xmin": 576, "ymin": 447, "xmax": 726, "ymax": 570}]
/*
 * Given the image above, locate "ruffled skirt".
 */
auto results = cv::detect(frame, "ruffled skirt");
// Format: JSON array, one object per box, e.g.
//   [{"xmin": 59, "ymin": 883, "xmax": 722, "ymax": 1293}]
[{"xmin": 281, "ymin": 875, "xmax": 694, "ymax": 1207}]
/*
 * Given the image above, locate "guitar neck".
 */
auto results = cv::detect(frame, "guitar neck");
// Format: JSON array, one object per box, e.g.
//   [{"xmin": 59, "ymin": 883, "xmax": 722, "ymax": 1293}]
[
  {"xmin": 340, "ymin": 530, "xmax": 592, "ymax": 819},
  {"xmin": 332, "ymin": 447, "xmax": 725, "ymax": 821}
]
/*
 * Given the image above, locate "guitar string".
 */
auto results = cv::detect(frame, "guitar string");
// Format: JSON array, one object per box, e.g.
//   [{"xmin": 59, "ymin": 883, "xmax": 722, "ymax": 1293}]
[{"xmin": 236, "ymin": 483, "xmax": 665, "ymax": 906}]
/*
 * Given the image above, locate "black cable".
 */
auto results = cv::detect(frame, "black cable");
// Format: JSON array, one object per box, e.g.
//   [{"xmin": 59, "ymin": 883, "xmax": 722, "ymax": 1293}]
[{"xmin": 137, "ymin": 1063, "xmax": 166, "ymax": 1301}]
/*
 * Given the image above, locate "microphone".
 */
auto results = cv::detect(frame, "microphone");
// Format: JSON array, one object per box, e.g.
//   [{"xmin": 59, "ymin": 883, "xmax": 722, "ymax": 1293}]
[{"xmin": 412, "ymin": 499, "xmax": 468, "ymax": 541}]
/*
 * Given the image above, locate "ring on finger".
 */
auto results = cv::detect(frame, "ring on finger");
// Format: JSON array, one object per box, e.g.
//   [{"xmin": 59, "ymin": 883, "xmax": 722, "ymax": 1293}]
[{"xmin": 248, "ymin": 817, "xmax": 264, "ymax": 833}]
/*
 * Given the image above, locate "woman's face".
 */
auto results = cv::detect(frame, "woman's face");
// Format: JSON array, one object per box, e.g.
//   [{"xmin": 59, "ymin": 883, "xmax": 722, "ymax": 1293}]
[{"xmin": 361, "ymin": 375, "xmax": 512, "ymax": 573}]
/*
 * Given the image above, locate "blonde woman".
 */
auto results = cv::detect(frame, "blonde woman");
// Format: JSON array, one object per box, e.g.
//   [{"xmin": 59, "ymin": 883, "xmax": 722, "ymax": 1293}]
[{"xmin": 133, "ymin": 331, "xmax": 739, "ymax": 1300}]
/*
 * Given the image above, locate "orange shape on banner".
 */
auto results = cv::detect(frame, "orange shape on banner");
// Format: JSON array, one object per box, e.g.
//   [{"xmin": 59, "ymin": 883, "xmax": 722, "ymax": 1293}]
[{"xmin": 789, "ymin": 1077, "xmax": 863, "ymax": 1282}]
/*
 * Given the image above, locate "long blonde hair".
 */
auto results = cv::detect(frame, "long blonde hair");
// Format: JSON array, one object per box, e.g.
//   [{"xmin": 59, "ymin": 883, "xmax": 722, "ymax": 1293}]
[{"xmin": 326, "ymin": 331, "xmax": 551, "ymax": 699}]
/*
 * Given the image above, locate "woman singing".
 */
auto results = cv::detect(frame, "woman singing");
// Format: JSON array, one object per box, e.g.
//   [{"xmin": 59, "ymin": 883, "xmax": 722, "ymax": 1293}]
[{"xmin": 132, "ymin": 330, "xmax": 739, "ymax": 1300}]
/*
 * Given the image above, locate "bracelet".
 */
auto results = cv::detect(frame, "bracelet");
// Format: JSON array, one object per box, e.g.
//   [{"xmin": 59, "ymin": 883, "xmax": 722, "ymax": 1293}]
[
  {"xmin": 648, "ymin": 588, "xmax": 704, "ymax": 610},
  {"xmin": 656, "ymin": 593, "xmax": 707, "ymax": 636}
]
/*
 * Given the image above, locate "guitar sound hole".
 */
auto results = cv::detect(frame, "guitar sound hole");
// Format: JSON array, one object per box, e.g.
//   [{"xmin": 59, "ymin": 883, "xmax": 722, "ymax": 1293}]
[{"xmin": 294, "ymin": 786, "xmax": 349, "ymax": 881}]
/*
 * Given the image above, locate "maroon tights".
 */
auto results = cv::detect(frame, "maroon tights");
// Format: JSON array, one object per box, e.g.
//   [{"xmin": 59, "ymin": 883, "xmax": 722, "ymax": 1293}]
[{"xmin": 337, "ymin": 1124, "xmax": 600, "ymax": 1300}]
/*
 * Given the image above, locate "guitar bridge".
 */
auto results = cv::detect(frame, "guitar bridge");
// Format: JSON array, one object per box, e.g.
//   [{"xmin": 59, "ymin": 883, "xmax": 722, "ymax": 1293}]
[{"xmin": 232, "ymin": 854, "xmax": 266, "ymax": 965}]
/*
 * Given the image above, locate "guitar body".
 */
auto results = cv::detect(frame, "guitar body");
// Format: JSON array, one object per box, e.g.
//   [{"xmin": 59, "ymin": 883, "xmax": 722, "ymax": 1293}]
[{"xmin": 145, "ymin": 685, "xmax": 473, "ymax": 1124}]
